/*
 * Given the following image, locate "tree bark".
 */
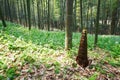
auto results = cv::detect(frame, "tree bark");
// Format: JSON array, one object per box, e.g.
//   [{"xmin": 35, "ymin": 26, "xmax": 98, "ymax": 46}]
[
  {"xmin": 27, "ymin": 0, "xmax": 31, "ymax": 30},
  {"xmin": 111, "ymin": 0, "xmax": 119, "ymax": 35},
  {"xmin": 80, "ymin": 0, "xmax": 83, "ymax": 32},
  {"xmin": 65, "ymin": 0, "xmax": 74, "ymax": 50},
  {"xmin": 23, "ymin": 0, "xmax": 28, "ymax": 27},
  {"xmin": 0, "ymin": 6, "xmax": 7, "ymax": 27},
  {"xmin": 94, "ymin": 0, "xmax": 100, "ymax": 48},
  {"xmin": 37, "ymin": 0, "xmax": 41, "ymax": 29},
  {"xmin": 6, "ymin": 0, "xmax": 12, "ymax": 22},
  {"xmin": 73, "ymin": 0, "xmax": 77, "ymax": 31},
  {"xmin": 47, "ymin": 0, "xmax": 50, "ymax": 31}
]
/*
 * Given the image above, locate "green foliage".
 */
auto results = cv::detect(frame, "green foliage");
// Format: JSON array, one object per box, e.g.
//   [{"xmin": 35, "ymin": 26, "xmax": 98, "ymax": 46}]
[
  {"xmin": 98, "ymin": 36, "xmax": 120, "ymax": 57},
  {"xmin": 0, "ymin": 61, "xmax": 7, "ymax": 70},
  {"xmin": 8, "ymin": 44, "xmax": 19, "ymax": 50},
  {"xmin": 0, "ymin": 61, "xmax": 3, "ymax": 68},
  {"xmin": 89, "ymin": 73, "xmax": 98, "ymax": 80},
  {"xmin": 23, "ymin": 55, "xmax": 35, "ymax": 64},
  {"xmin": 0, "ymin": 22, "xmax": 120, "ymax": 79},
  {"xmin": 95, "ymin": 64, "xmax": 107, "ymax": 74},
  {"xmin": 54, "ymin": 61, "xmax": 61, "ymax": 74},
  {"xmin": 6, "ymin": 67, "xmax": 19, "ymax": 80},
  {"xmin": 1, "ymin": 22, "xmax": 120, "ymax": 57},
  {"xmin": 0, "ymin": 75, "xmax": 5, "ymax": 80},
  {"xmin": 66, "ymin": 49, "xmax": 77, "ymax": 58},
  {"xmin": 109, "ymin": 61, "xmax": 120, "ymax": 67},
  {"xmin": 54, "ymin": 66, "xmax": 60, "ymax": 74}
]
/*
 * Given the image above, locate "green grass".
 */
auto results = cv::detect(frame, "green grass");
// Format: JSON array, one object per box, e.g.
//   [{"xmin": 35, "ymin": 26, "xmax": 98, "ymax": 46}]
[
  {"xmin": 0, "ymin": 21, "xmax": 120, "ymax": 57},
  {"xmin": 98, "ymin": 35, "xmax": 120, "ymax": 57},
  {"xmin": 0, "ymin": 21, "xmax": 120, "ymax": 79}
]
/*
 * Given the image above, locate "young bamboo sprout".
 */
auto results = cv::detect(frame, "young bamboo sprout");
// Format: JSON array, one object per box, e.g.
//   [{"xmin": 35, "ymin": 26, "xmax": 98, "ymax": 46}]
[{"xmin": 76, "ymin": 29, "xmax": 90, "ymax": 68}]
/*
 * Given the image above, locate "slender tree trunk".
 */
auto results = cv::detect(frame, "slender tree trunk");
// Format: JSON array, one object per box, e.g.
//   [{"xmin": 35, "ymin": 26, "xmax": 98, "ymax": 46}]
[
  {"xmin": 90, "ymin": 4, "xmax": 93, "ymax": 34},
  {"xmin": 73, "ymin": 0, "xmax": 77, "ymax": 31},
  {"xmin": 41, "ymin": 0, "xmax": 44, "ymax": 29},
  {"xmin": 43, "ymin": 0, "xmax": 46, "ymax": 29},
  {"xmin": 14, "ymin": 0, "xmax": 18, "ymax": 23},
  {"xmin": 6, "ymin": 0, "xmax": 12, "ymax": 22},
  {"xmin": 20, "ymin": 0, "xmax": 24, "ymax": 25},
  {"xmin": 37, "ymin": 0, "xmax": 41, "ymax": 29},
  {"xmin": 23, "ymin": 0, "xmax": 28, "ymax": 27},
  {"xmin": 4, "ymin": 0, "xmax": 8, "ymax": 20},
  {"xmin": 0, "ymin": 6, "xmax": 7, "ymax": 27},
  {"xmin": 86, "ymin": 1, "xmax": 89, "ymax": 30},
  {"xmin": 27, "ymin": 0, "xmax": 31, "ymax": 30},
  {"xmin": 94, "ymin": 0, "xmax": 100, "ymax": 48},
  {"xmin": 80, "ymin": 0, "xmax": 83, "ymax": 32},
  {"xmin": 47, "ymin": 0, "xmax": 50, "ymax": 31},
  {"xmin": 12, "ymin": 0, "xmax": 17, "ymax": 23},
  {"xmin": 65, "ymin": 0, "xmax": 74, "ymax": 50},
  {"xmin": 60, "ymin": 0, "xmax": 64, "ymax": 30},
  {"xmin": 111, "ymin": 0, "xmax": 119, "ymax": 35},
  {"xmin": 32, "ymin": 0, "xmax": 36, "ymax": 27},
  {"xmin": 17, "ymin": 0, "xmax": 21, "ymax": 24}
]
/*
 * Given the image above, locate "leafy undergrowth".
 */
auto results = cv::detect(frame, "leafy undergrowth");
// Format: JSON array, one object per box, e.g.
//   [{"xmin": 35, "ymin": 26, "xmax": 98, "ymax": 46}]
[
  {"xmin": 0, "ymin": 22, "xmax": 120, "ymax": 57},
  {"xmin": 0, "ymin": 22, "xmax": 120, "ymax": 80},
  {"xmin": 0, "ymin": 31, "xmax": 119, "ymax": 79}
]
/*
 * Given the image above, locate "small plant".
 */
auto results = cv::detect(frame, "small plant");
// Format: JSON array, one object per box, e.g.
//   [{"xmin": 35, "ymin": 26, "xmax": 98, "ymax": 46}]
[
  {"xmin": 67, "ymin": 50, "xmax": 75, "ymax": 58},
  {"xmin": 0, "ymin": 75, "xmax": 5, "ymax": 80},
  {"xmin": 24, "ymin": 55, "xmax": 35, "ymax": 64},
  {"xmin": 54, "ymin": 61, "xmax": 61, "ymax": 74},
  {"xmin": 0, "ymin": 61, "xmax": 7, "ymax": 70},
  {"xmin": 89, "ymin": 73, "xmax": 98, "ymax": 80},
  {"xmin": 55, "ymin": 67, "xmax": 60, "ymax": 74},
  {"xmin": 8, "ymin": 43, "xmax": 19, "ymax": 50},
  {"xmin": 6, "ymin": 67, "xmax": 19, "ymax": 80},
  {"xmin": 109, "ymin": 62, "xmax": 120, "ymax": 67},
  {"xmin": 95, "ymin": 64, "xmax": 107, "ymax": 74}
]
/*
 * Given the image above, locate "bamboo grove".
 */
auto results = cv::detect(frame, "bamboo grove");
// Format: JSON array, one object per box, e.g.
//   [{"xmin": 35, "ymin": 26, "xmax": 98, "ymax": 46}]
[{"xmin": 0, "ymin": 0, "xmax": 120, "ymax": 35}]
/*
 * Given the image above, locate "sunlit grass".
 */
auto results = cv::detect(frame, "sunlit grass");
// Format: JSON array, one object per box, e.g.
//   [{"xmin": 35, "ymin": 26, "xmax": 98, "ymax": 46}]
[
  {"xmin": 0, "ymin": 21, "xmax": 120, "ymax": 79},
  {"xmin": 0, "ymin": 21, "xmax": 120, "ymax": 57}
]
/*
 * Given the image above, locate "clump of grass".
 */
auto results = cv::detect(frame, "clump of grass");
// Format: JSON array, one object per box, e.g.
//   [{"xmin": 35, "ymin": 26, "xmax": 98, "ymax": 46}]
[
  {"xmin": 6, "ymin": 66, "xmax": 19, "ymax": 80},
  {"xmin": 89, "ymin": 72, "xmax": 98, "ymax": 80}
]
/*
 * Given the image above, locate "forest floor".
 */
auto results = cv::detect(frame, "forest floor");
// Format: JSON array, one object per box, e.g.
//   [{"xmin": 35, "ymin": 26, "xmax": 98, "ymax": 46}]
[{"xmin": 0, "ymin": 22, "xmax": 120, "ymax": 80}]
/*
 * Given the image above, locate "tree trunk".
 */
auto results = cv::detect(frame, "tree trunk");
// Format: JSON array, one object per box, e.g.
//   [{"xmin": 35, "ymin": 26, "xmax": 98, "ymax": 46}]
[
  {"xmin": 86, "ymin": 1, "xmax": 89, "ymax": 30},
  {"xmin": 80, "ymin": 0, "xmax": 83, "ymax": 32},
  {"xmin": 32, "ymin": 0, "xmax": 36, "ymax": 27},
  {"xmin": 94, "ymin": 0, "xmax": 100, "ymax": 48},
  {"xmin": 27, "ymin": 0, "xmax": 31, "ymax": 30},
  {"xmin": 111, "ymin": 0, "xmax": 119, "ymax": 35},
  {"xmin": 73, "ymin": 0, "xmax": 77, "ymax": 31},
  {"xmin": 47, "ymin": 0, "xmax": 50, "ymax": 31},
  {"xmin": 65, "ymin": 0, "xmax": 74, "ymax": 50},
  {"xmin": 0, "ymin": 6, "xmax": 7, "ymax": 27},
  {"xmin": 37, "ymin": 0, "xmax": 41, "ymax": 29},
  {"xmin": 90, "ymin": 3, "xmax": 93, "ymax": 34},
  {"xmin": 17, "ymin": 0, "xmax": 21, "ymax": 24},
  {"xmin": 23, "ymin": 0, "xmax": 28, "ymax": 27},
  {"xmin": 20, "ymin": 0, "xmax": 24, "ymax": 25},
  {"xmin": 6, "ymin": 0, "xmax": 12, "ymax": 22}
]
